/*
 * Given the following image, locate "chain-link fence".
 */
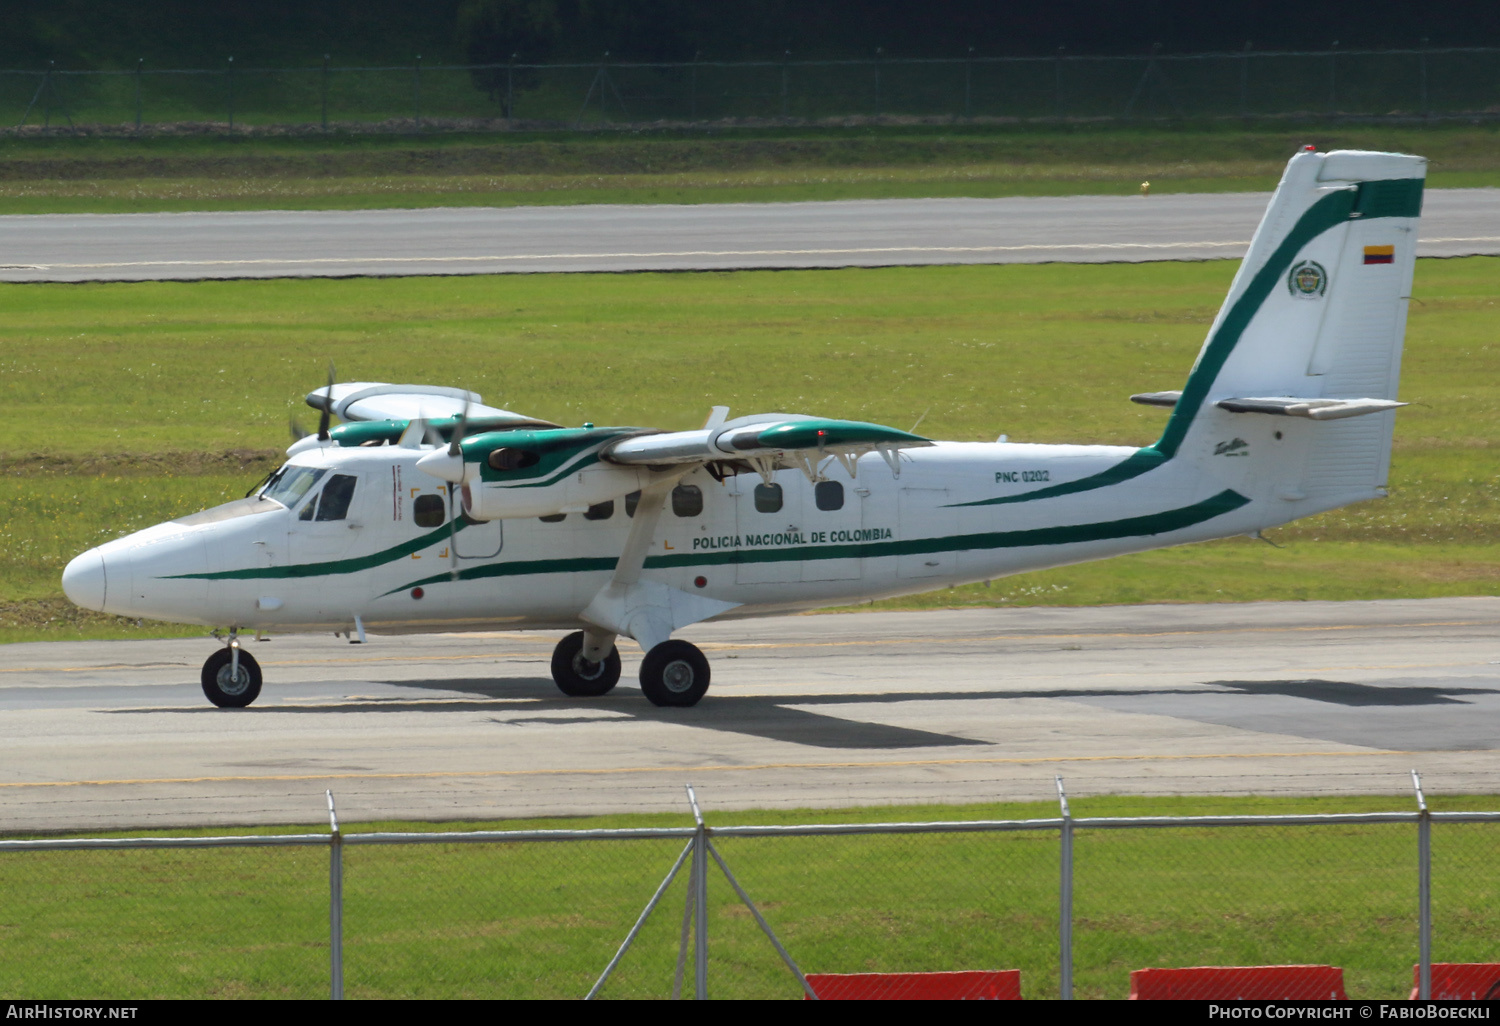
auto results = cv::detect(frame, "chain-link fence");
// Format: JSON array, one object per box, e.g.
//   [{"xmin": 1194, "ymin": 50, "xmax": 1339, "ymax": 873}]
[
  {"xmin": 1, "ymin": 783, "xmax": 1496, "ymax": 999},
  {"xmin": 5, "ymin": 47, "xmax": 1499, "ymax": 134}
]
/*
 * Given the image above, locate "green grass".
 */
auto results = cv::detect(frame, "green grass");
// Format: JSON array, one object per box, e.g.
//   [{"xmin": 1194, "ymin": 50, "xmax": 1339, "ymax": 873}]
[
  {"xmin": 2, "ymin": 795, "xmax": 1495, "ymax": 999},
  {"xmin": 1, "ymin": 122, "xmax": 1498, "ymax": 213},
  {"xmin": 2, "ymin": 256, "xmax": 1497, "ymax": 642}
]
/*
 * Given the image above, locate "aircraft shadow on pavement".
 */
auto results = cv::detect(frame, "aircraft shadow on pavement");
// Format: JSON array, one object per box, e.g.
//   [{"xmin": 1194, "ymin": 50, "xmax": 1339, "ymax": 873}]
[
  {"xmin": 1203, "ymin": 679, "xmax": 1500, "ymax": 706},
  {"xmin": 127, "ymin": 676, "xmax": 982, "ymax": 750},
  {"xmin": 101, "ymin": 675, "xmax": 1500, "ymax": 751}
]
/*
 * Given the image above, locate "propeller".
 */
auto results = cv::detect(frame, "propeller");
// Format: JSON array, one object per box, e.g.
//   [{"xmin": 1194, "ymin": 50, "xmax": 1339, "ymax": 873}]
[
  {"xmin": 317, "ymin": 362, "xmax": 337, "ymax": 442},
  {"xmin": 448, "ymin": 391, "xmax": 472, "ymax": 582},
  {"xmin": 288, "ymin": 417, "xmax": 308, "ymax": 443}
]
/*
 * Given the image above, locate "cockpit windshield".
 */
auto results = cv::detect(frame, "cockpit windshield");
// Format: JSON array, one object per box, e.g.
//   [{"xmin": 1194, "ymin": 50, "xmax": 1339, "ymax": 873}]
[{"xmin": 261, "ymin": 466, "xmax": 326, "ymax": 509}]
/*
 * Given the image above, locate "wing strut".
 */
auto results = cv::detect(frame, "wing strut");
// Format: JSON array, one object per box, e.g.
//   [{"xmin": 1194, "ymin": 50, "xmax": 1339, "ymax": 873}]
[{"xmin": 578, "ymin": 474, "xmax": 740, "ymax": 657}]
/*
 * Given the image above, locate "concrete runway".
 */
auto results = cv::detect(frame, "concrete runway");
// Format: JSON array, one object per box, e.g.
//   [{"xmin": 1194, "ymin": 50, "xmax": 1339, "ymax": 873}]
[
  {"xmin": 3, "ymin": 597, "xmax": 1499, "ymax": 833},
  {"xmin": 2, "ymin": 190, "xmax": 1498, "ymax": 282}
]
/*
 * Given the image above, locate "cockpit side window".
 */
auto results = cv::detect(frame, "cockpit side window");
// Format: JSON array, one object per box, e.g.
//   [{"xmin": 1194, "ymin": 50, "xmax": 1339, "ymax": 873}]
[
  {"xmin": 263, "ymin": 466, "xmax": 326, "ymax": 509},
  {"xmin": 314, "ymin": 474, "xmax": 359, "ymax": 522}
]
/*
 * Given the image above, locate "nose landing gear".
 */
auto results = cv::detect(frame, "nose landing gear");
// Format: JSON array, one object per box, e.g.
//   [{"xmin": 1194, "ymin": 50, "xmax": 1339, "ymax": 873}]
[{"xmin": 202, "ymin": 631, "xmax": 262, "ymax": 708}]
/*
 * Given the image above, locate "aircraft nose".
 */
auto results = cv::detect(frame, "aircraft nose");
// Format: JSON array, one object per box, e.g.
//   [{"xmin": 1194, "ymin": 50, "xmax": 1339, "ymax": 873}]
[{"xmin": 62, "ymin": 550, "xmax": 107, "ymax": 612}]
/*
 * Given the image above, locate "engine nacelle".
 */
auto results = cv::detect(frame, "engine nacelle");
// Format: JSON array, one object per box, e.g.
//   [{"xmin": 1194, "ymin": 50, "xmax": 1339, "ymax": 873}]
[
  {"xmin": 466, "ymin": 463, "xmax": 650, "ymax": 519},
  {"xmin": 417, "ymin": 427, "xmax": 652, "ymax": 520}
]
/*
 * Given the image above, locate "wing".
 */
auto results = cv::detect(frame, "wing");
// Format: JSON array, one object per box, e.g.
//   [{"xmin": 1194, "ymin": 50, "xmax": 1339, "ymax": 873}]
[
  {"xmin": 602, "ymin": 412, "xmax": 932, "ymax": 480},
  {"xmin": 306, "ymin": 381, "xmax": 544, "ymax": 425}
]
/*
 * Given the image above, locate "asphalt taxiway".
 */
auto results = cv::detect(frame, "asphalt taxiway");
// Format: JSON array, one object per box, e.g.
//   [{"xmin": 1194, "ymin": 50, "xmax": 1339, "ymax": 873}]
[
  {"xmin": 2, "ymin": 597, "xmax": 1498, "ymax": 832},
  {"xmin": 1, "ymin": 189, "xmax": 1497, "ymax": 282}
]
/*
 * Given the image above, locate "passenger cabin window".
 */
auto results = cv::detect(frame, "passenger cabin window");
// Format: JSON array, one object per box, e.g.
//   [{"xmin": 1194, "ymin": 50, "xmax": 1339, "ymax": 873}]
[
  {"xmin": 413, "ymin": 493, "xmax": 446, "ymax": 528},
  {"xmin": 299, "ymin": 474, "xmax": 359, "ymax": 522},
  {"xmin": 488, "ymin": 448, "xmax": 540, "ymax": 471},
  {"xmin": 625, "ymin": 490, "xmax": 641, "ymax": 518},
  {"xmin": 814, "ymin": 480, "xmax": 844, "ymax": 511},
  {"xmin": 672, "ymin": 484, "xmax": 703, "ymax": 518},
  {"xmin": 753, "ymin": 483, "xmax": 783, "ymax": 514},
  {"xmin": 538, "ymin": 513, "xmax": 567, "ymax": 523},
  {"xmin": 584, "ymin": 501, "xmax": 614, "ymax": 521}
]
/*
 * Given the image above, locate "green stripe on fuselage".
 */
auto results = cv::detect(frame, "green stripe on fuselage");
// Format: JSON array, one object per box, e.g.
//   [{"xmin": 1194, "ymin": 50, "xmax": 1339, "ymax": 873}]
[
  {"xmin": 165, "ymin": 517, "xmax": 474, "ymax": 581},
  {"xmin": 947, "ymin": 447, "xmax": 1166, "ymax": 508},
  {"xmin": 392, "ymin": 489, "xmax": 1248, "ymax": 592}
]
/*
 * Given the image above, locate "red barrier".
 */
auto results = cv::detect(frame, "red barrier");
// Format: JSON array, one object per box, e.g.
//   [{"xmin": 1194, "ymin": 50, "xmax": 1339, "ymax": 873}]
[
  {"xmin": 804, "ymin": 970, "xmax": 1022, "ymax": 1000},
  {"xmin": 1130, "ymin": 965, "xmax": 1347, "ymax": 1000},
  {"xmin": 1411, "ymin": 964, "xmax": 1500, "ymax": 1000}
]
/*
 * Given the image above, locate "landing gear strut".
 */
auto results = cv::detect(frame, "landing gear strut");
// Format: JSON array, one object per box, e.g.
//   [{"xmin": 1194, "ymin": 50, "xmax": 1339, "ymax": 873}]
[
  {"xmin": 202, "ymin": 636, "xmax": 262, "ymax": 708},
  {"xmin": 550, "ymin": 631, "xmax": 622, "ymax": 697},
  {"xmin": 639, "ymin": 640, "xmax": 710, "ymax": 707}
]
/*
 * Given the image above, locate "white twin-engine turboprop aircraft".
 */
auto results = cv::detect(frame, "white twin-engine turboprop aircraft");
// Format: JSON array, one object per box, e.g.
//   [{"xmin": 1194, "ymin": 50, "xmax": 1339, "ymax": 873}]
[{"xmin": 63, "ymin": 148, "xmax": 1424, "ymax": 709}]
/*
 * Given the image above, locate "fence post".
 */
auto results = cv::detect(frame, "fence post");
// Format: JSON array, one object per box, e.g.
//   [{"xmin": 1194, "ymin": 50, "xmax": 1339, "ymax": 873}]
[
  {"xmin": 413, "ymin": 55, "xmax": 422, "ymax": 131},
  {"xmin": 1239, "ymin": 42, "xmax": 1251, "ymax": 116},
  {"xmin": 1054, "ymin": 47, "xmax": 1065, "ymax": 118},
  {"xmin": 321, "ymin": 54, "xmax": 329, "ymax": 132},
  {"xmin": 781, "ymin": 51, "xmax": 790, "ymax": 118},
  {"xmin": 874, "ymin": 47, "xmax": 883, "ymax": 115},
  {"xmin": 134, "ymin": 58, "xmax": 143, "ymax": 132},
  {"xmin": 42, "ymin": 61, "xmax": 52, "ymax": 128},
  {"xmin": 226, "ymin": 57, "xmax": 234, "ymax": 132},
  {"xmin": 964, "ymin": 47, "xmax": 974, "ymax": 117},
  {"xmin": 1057, "ymin": 775, "xmax": 1073, "ymax": 1000},
  {"xmin": 1419, "ymin": 39, "xmax": 1430, "ymax": 118},
  {"xmin": 506, "ymin": 53, "xmax": 516, "ymax": 120},
  {"xmin": 1413, "ymin": 770, "xmax": 1431, "ymax": 1000},
  {"xmin": 328, "ymin": 790, "xmax": 343, "ymax": 1000},
  {"xmin": 690, "ymin": 51, "xmax": 700, "ymax": 120},
  {"xmin": 687, "ymin": 784, "xmax": 708, "ymax": 999},
  {"xmin": 1328, "ymin": 41, "xmax": 1338, "ymax": 113}
]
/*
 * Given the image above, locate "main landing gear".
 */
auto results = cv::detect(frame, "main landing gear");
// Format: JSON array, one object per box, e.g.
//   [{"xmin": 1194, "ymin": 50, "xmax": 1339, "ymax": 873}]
[
  {"xmin": 550, "ymin": 631, "xmax": 622, "ymax": 697},
  {"xmin": 202, "ymin": 632, "xmax": 262, "ymax": 708},
  {"xmin": 548, "ymin": 632, "xmax": 711, "ymax": 707}
]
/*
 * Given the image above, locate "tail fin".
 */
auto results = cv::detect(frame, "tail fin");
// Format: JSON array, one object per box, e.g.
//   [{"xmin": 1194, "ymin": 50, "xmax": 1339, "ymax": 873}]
[{"xmin": 1155, "ymin": 148, "xmax": 1424, "ymax": 513}]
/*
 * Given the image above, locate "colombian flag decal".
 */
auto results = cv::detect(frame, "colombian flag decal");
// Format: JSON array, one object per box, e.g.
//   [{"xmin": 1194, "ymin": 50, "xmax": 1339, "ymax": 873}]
[{"xmin": 1364, "ymin": 244, "xmax": 1395, "ymax": 265}]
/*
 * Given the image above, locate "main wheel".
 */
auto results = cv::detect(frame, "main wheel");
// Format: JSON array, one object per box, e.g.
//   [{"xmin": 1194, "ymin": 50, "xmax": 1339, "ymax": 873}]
[
  {"xmin": 639, "ymin": 640, "xmax": 710, "ymax": 707},
  {"xmin": 201, "ymin": 647, "xmax": 262, "ymax": 708},
  {"xmin": 550, "ymin": 631, "xmax": 622, "ymax": 697}
]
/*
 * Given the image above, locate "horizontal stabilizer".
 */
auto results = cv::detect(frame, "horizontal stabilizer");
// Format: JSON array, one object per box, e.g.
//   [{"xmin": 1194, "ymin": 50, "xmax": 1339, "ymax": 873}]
[
  {"xmin": 1214, "ymin": 396, "xmax": 1408, "ymax": 420},
  {"xmin": 1130, "ymin": 391, "xmax": 1405, "ymax": 421}
]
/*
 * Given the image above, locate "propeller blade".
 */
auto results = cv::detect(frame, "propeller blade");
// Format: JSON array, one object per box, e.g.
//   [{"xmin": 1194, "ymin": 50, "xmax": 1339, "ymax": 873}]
[
  {"xmin": 447, "ymin": 391, "xmax": 471, "ymax": 457},
  {"xmin": 288, "ymin": 417, "xmax": 308, "ymax": 442},
  {"xmin": 317, "ymin": 362, "xmax": 336, "ymax": 442},
  {"xmin": 449, "ymin": 485, "xmax": 461, "ymax": 581}
]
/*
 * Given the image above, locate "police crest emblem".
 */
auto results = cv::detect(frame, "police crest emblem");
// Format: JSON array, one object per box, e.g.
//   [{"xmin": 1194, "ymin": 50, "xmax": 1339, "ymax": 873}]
[{"xmin": 1287, "ymin": 260, "xmax": 1327, "ymax": 299}]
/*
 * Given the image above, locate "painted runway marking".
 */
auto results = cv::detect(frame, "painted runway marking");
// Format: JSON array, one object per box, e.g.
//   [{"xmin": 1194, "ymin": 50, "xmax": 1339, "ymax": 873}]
[
  {"xmin": 16, "ymin": 241, "xmax": 1262, "ymax": 271},
  {"xmin": 0, "ymin": 748, "xmax": 1430, "ymax": 790},
  {"xmin": 3, "ymin": 618, "xmax": 1495, "ymax": 675},
  {"xmin": 18, "ymin": 238, "xmax": 1500, "ymax": 274}
]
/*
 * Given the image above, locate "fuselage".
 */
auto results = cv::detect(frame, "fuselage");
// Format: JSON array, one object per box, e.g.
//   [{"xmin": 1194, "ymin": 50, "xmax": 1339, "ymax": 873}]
[{"xmin": 62, "ymin": 433, "xmax": 1294, "ymax": 636}]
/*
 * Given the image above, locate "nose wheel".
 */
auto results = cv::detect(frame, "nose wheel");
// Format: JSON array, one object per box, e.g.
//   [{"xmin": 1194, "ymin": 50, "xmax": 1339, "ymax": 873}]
[
  {"xmin": 639, "ymin": 640, "xmax": 710, "ymax": 707},
  {"xmin": 202, "ymin": 646, "xmax": 262, "ymax": 708}
]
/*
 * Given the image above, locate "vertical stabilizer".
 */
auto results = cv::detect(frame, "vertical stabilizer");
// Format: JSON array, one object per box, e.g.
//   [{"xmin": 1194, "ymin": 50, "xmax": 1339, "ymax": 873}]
[{"xmin": 1154, "ymin": 148, "xmax": 1424, "ymax": 513}]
